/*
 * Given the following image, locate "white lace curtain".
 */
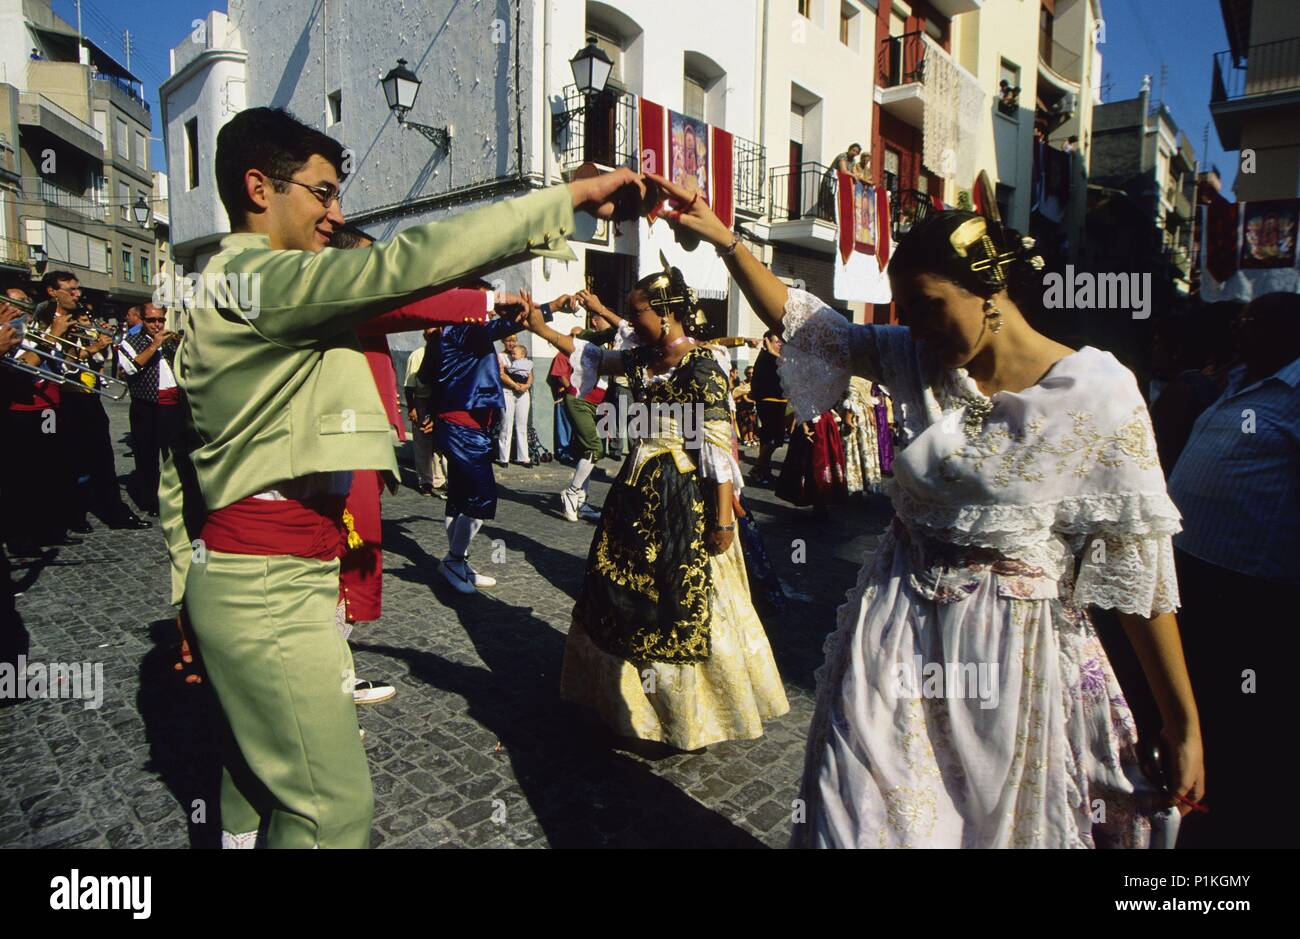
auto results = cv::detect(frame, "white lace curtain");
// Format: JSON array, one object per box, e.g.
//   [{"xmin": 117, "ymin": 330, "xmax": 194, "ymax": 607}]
[{"xmin": 922, "ymin": 41, "xmax": 984, "ymax": 192}]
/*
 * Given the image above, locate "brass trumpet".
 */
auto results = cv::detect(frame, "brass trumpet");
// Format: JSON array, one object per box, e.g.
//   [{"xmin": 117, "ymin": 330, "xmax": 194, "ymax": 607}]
[{"xmin": 2, "ymin": 312, "xmax": 129, "ymax": 400}]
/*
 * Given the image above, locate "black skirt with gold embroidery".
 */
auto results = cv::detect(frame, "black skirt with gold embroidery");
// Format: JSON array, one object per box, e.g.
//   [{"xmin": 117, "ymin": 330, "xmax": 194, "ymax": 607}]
[
  {"xmin": 574, "ymin": 346, "xmax": 733, "ymax": 666},
  {"xmin": 575, "ymin": 451, "xmax": 712, "ymax": 665}
]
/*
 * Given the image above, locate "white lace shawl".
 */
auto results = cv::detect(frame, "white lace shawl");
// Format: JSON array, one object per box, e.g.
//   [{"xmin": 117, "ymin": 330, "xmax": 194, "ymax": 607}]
[{"xmin": 778, "ymin": 288, "xmax": 1182, "ymax": 616}]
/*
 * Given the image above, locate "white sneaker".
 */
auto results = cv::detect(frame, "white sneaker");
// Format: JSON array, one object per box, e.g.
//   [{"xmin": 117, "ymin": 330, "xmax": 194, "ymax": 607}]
[
  {"xmin": 353, "ymin": 678, "xmax": 397, "ymax": 705},
  {"xmin": 464, "ymin": 561, "xmax": 497, "ymax": 588},
  {"xmin": 439, "ymin": 557, "xmax": 478, "ymax": 594},
  {"xmin": 560, "ymin": 487, "xmax": 581, "ymax": 522}
]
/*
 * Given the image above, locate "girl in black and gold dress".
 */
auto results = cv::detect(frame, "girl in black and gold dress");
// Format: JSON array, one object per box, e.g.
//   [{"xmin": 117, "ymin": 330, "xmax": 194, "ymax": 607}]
[{"xmin": 523, "ymin": 263, "xmax": 789, "ymax": 750}]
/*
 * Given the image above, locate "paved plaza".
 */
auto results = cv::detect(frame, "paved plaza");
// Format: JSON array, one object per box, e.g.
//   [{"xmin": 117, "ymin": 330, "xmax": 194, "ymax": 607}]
[{"xmin": 0, "ymin": 396, "xmax": 891, "ymax": 848}]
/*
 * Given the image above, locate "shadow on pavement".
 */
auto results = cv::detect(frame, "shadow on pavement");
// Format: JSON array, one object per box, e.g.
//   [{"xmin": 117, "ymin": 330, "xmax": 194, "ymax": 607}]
[
  {"xmin": 135, "ymin": 617, "xmax": 223, "ymax": 848},
  {"xmin": 357, "ymin": 573, "xmax": 767, "ymax": 848}
]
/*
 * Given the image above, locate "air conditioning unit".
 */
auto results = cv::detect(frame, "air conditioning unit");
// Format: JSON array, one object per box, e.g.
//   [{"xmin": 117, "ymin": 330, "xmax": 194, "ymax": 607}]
[{"xmin": 1052, "ymin": 92, "xmax": 1078, "ymax": 119}]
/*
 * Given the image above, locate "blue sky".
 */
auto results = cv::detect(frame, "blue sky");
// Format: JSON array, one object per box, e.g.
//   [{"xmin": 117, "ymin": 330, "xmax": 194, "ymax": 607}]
[{"xmin": 68, "ymin": 0, "xmax": 1239, "ymax": 192}]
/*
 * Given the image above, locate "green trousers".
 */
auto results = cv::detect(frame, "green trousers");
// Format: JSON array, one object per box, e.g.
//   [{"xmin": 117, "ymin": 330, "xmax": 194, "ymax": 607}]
[
  {"xmin": 185, "ymin": 551, "xmax": 373, "ymax": 848},
  {"xmin": 563, "ymin": 394, "xmax": 605, "ymax": 462}
]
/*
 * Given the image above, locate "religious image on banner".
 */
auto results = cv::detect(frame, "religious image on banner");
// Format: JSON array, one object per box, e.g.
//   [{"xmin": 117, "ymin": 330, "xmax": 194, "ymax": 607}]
[
  {"xmin": 669, "ymin": 110, "xmax": 709, "ymax": 198},
  {"xmin": 1240, "ymin": 199, "xmax": 1299, "ymax": 269},
  {"xmin": 854, "ymin": 181, "xmax": 877, "ymax": 254}
]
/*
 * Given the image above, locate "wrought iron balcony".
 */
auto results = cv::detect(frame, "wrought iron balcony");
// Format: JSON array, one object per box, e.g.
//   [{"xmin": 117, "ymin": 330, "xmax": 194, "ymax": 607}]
[
  {"xmin": 879, "ymin": 30, "xmax": 926, "ymax": 88},
  {"xmin": 733, "ymin": 134, "xmax": 766, "ymax": 216},
  {"xmin": 554, "ymin": 84, "xmax": 638, "ymax": 171},
  {"xmin": 769, "ymin": 162, "xmax": 838, "ymax": 224},
  {"xmin": 1212, "ymin": 36, "xmax": 1300, "ymax": 101},
  {"xmin": 890, "ymin": 188, "xmax": 933, "ymax": 238}
]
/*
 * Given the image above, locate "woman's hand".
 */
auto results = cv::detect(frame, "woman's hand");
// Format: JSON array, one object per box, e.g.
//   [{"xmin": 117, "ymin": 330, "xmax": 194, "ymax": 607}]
[
  {"xmin": 645, "ymin": 172, "xmax": 734, "ymax": 249},
  {"xmin": 704, "ymin": 526, "xmax": 734, "ymax": 556},
  {"xmin": 1161, "ymin": 723, "xmax": 1207, "ymax": 816},
  {"xmin": 569, "ymin": 167, "xmax": 645, "ymax": 220}
]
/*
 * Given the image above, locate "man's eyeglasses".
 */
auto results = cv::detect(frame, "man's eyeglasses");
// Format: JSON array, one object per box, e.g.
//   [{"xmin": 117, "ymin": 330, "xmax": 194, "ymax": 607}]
[
  {"xmin": 144, "ymin": 317, "xmax": 166, "ymax": 323},
  {"xmin": 266, "ymin": 175, "xmax": 343, "ymax": 209}
]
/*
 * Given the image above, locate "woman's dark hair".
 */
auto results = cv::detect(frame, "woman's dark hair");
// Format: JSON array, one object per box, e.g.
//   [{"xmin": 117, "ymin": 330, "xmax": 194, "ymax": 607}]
[
  {"xmin": 889, "ymin": 210, "xmax": 1045, "ymax": 314},
  {"xmin": 634, "ymin": 265, "xmax": 710, "ymax": 338},
  {"xmin": 215, "ymin": 107, "xmax": 348, "ymax": 227}
]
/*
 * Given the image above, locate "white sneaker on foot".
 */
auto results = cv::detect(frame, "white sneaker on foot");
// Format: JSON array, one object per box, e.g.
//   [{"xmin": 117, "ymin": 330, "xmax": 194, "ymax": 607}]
[
  {"xmin": 560, "ymin": 486, "xmax": 581, "ymax": 522},
  {"xmin": 464, "ymin": 561, "xmax": 497, "ymax": 588},
  {"xmin": 353, "ymin": 678, "xmax": 396, "ymax": 705}
]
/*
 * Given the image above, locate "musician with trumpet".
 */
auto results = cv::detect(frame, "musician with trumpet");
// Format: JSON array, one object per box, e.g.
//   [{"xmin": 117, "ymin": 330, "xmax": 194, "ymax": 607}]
[
  {"xmin": 1, "ymin": 284, "xmax": 87, "ymax": 555},
  {"xmin": 37, "ymin": 270, "xmax": 150, "ymax": 532},
  {"xmin": 117, "ymin": 303, "xmax": 181, "ymax": 517}
]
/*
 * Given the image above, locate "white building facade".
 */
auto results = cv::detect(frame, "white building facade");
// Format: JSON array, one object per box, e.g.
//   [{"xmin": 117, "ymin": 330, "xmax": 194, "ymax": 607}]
[{"xmin": 160, "ymin": 1, "xmax": 899, "ymax": 439}]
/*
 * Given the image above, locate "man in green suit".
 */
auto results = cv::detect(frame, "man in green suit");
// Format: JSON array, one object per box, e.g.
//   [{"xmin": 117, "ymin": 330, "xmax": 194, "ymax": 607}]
[{"xmin": 159, "ymin": 107, "xmax": 641, "ymax": 848}]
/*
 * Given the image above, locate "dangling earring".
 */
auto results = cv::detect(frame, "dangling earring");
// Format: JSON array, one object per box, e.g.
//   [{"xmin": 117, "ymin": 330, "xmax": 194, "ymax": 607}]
[{"xmin": 983, "ymin": 299, "xmax": 1003, "ymax": 334}]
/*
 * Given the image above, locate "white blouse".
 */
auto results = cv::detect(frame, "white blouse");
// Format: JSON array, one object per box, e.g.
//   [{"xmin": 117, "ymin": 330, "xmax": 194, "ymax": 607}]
[
  {"xmin": 568, "ymin": 336, "xmax": 744, "ymax": 492},
  {"xmin": 777, "ymin": 288, "xmax": 1181, "ymax": 617}
]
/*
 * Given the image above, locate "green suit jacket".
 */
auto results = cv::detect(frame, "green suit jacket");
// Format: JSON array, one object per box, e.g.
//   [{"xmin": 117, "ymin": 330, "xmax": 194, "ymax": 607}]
[{"xmin": 160, "ymin": 184, "xmax": 577, "ymax": 603}]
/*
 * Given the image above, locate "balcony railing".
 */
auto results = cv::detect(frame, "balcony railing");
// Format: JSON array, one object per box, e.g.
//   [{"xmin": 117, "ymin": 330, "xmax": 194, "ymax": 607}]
[
  {"xmin": 1039, "ymin": 37, "xmax": 1083, "ymax": 85},
  {"xmin": 92, "ymin": 73, "xmax": 150, "ymax": 112},
  {"xmin": 879, "ymin": 30, "xmax": 927, "ymax": 88},
  {"xmin": 890, "ymin": 188, "xmax": 933, "ymax": 238},
  {"xmin": 0, "ymin": 237, "xmax": 29, "ymax": 268},
  {"xmin": 18, "ymin": 92, "xmax": 105, "ymax": 145},
  {"xmin": 733, "ymin": 134, "xmax": 766, "ymax": 215},
  {"xmin": 1212, "ymin": 36, "xmax": 1300, "ymax": 101},
  {"xmin": 555, "ymin": 85, "xmax": 638, "ymax": 170},
  {"xmin": 27, "ymin": 176, "xmax": 107, "ymax": 221},
  {"xmin": 770, "ymin": 162, "xmax": 837, "ymax": 223}
]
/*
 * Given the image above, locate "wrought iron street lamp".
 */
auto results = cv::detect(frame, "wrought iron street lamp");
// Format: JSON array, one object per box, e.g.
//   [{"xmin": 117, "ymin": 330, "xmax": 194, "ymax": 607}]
[
  {"xmin": 552, "ymin": 38, "xmax": 616, "ymax": 140},
  {"xmin": 381, "ymin": 58, "xmax": 454, "ymax": 151},
  {"xmin": 132, "ymin": 195, "xmax": 151, "ymax": 227}
]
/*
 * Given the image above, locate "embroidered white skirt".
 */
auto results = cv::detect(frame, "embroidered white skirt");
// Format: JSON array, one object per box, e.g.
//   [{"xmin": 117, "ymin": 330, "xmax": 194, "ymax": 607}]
[{"xmin": 792, "ymin": 527, "xmax": 1156, "ymax": 848}]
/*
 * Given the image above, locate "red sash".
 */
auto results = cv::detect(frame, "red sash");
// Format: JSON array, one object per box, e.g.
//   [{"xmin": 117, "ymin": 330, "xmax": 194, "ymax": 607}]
[
  {"xmin": 439, "ymin": 407, "xmax": 494, "ymax": 430},
  {"xmin": 200, "ymin": 495, "xmax": 346, "ymax": 560}
]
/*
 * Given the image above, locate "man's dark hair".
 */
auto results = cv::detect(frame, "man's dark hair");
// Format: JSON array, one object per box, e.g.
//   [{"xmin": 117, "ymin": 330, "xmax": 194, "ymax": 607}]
[
  {"xmin": 849, "ymin": 142, "xmax": 862, "ymax": 151},
  {"xmin": 215, "ymin": 107, "xmax": 348, "ymax": 228},
  {"xmin": 42, "ymin": 270, "xmax": 77, "ymax": 293}
]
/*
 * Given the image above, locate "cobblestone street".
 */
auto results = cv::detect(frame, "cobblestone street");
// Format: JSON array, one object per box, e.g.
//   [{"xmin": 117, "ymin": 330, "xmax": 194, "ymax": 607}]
[{"xmin": 1, "ymin": 396, "xmax": 890, "ymax": 849}]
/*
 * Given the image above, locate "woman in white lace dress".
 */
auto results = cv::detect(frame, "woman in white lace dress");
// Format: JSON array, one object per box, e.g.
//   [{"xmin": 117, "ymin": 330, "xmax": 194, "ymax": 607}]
[{"xmin": 649, "ymin": 172, "xmax": 1205, "ymax": 848}]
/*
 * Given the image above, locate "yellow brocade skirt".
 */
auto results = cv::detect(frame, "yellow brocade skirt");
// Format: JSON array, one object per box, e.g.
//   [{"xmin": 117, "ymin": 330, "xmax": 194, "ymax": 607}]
[{"xmin": 560, "ymin": 536, "xmax": 790, "ymax": 750}]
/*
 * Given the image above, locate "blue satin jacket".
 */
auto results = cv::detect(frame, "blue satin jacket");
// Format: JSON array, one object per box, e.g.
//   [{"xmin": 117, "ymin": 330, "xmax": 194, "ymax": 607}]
[{"xmin": 420, "ymin": 317, "xmax": 526, "ymax": 415}]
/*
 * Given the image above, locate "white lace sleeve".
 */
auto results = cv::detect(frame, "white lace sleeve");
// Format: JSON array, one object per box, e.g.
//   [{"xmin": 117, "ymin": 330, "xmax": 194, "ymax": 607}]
[
  {"xmin": 698, "ymin": 439, "xmax": 745, "ymax": 492},
  {"xmin": 778, "ymin": 288, "xmax": 911, "ymax": 421},
  {"xmin": 568, "ymin": 338, "xmax": 620, "ymax": 397},
  {"xmin": 1073, "ymin": 533, "xmax": 1181, "ymax": 616}
]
